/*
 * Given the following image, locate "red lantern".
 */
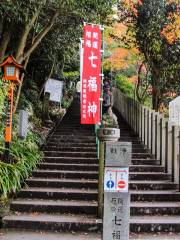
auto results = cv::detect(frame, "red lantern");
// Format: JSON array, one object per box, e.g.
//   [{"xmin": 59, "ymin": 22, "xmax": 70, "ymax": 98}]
[{"xmin": 0, "ymin": 55, "xmax": 23, "ymax": 84}]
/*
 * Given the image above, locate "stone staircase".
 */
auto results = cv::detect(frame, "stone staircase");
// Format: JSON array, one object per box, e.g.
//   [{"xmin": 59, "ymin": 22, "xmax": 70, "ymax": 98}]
[
  {"xmin": 2, "ymin": 100, "xmax": 180, "ymax": 237},
  {"xmin": 3, "ymin": 100, "xmax": 101, "ymax": 235}
]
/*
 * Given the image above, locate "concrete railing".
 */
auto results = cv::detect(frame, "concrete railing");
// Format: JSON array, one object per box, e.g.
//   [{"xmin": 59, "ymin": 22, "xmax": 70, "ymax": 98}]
[{"xmin": 113, "ymin": 88, "xmax": 180, "ymax": 188}]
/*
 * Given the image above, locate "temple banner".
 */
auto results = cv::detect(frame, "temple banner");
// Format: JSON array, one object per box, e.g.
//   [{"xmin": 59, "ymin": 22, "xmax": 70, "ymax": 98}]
[{"xmin": 81, "ymin": 24, "xmax": 102, "ymax": 124}]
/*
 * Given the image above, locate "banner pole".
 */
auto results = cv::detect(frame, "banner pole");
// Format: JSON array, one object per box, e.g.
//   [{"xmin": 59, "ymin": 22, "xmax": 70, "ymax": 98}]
[
  {"xmin": 95, "ymin": 25, "xmax": 104, "ymax": 158},
  {"xmin": 101, "ymin": 25, "xmax": 104, "ymax": 121}
]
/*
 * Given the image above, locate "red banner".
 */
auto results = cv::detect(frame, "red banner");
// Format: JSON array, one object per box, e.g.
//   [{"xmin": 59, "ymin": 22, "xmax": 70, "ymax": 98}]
[{"xmin": 81, "ymin": 24, "xmax": 102, "ymax": 124}]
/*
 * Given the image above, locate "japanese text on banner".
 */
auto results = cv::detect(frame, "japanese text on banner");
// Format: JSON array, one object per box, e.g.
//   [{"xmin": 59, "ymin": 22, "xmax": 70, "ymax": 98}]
[{"xmin": 81, "ymin": 24, "xmax": 102, "ymax": 124}]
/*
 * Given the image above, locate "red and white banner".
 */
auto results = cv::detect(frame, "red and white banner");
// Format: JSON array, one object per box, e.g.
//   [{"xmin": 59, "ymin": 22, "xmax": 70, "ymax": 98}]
[{"xmin": 81, "ymin": 24, "xmax": 102, "ymax": 124}]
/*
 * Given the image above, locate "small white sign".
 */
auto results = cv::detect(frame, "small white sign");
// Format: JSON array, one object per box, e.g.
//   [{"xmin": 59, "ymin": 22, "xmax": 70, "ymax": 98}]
[
  {"xmin": 104, "ymin": 167, "xmax": 129, "ymax": 192},
  {"xmin": 169, "ymin": 96, "xmax": 180, "ymax": 126},
  {"xmin": 44, "ymin": 78, "xmax": 63, "ymax": 103}
]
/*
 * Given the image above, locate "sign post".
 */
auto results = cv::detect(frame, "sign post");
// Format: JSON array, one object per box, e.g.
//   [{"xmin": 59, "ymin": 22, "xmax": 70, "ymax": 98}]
[
  {"xmin": 103, "ymin": 142, "xmax": 132, "ymax": 240},
  {"xmin": 0, "ymin": 55, "xmax": 23, "ymax": 163}
]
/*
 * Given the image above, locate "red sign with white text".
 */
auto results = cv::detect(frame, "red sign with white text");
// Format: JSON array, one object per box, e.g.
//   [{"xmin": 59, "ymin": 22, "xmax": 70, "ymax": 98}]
[{"xmin": 81, "ymin": 24, "xmax": 102, "ymax": 124}]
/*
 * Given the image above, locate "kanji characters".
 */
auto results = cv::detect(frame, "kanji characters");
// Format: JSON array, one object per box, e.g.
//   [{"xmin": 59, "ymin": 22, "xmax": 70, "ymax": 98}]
[
  {"xmin": 87, "ymin": 102, "xmax": 97, "ymax": 117},
  {"xmin": 81, "ymin": 25, "xmax": 101, "ymax": 124},
  {"xmin": 113, "ymin": 216, "xmax": 122, "ymax": 226},
  {"xmin": 88, "ymin": 51, "xmax": 98, "ymax": 68},
  {"xmin": 88, "ymin": 76, "xmax": 97, "ymax": 92},
  {"xmin": 86, "ymin": 40, "xmax": 91, "ymax": 48},
  {"xmin": 112, "ymin": 230, "xmax": 121, "ymax": 239},
  {"xmin": 86, "ymin": 31, "xmax": 91, "ymax": 38}
]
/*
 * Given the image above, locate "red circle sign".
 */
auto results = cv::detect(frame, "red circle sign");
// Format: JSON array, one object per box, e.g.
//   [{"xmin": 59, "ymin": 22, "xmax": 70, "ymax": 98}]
[{"xmin": 118, "ymin": 180, "xmax": 126, "ymax": 189}]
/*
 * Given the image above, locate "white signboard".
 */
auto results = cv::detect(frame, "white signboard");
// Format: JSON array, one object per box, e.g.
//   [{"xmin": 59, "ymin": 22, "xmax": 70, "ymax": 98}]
[
  {"xmin": 104, "ymin": 167, "xmax": 129, "ymax": 192},
  {"xmin": 169, "ymin": 96, "xmax": 180, "ymax": 126},
  {"xmin": 44, "ymin": 78, "xmax": 63, "ymax": 103}
]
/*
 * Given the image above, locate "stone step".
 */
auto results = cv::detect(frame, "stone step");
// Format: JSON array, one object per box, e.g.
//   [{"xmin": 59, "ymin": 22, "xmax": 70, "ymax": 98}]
[
  {"xmin": 44, "ymin": 151, "xmax": 97, "ymax": 158},
  {"xmin": 119, "ymin": 139, "xmax": 141, "ymax": 143},
  {"xmin": 47, "ymin": 143, "xmax": 97, "ymax": 148},
  {"xmin": 131, "ymin": 202, "xmax": 180, "ymax": 215},
  {"xmin": 130, "ymin": 165, "xmax": 165, "ymax": 172},
  {"xmin": 52, "ymin": 133, "xmax": 96, "ymax": 138},
  {"xmin": 55, "ymin": 128, "xmax": 94, "ymax": 132},
  {"xmin": 26, "ymin": 178, "xmax": 176, "ymax": 191},
  {"xmin": 17, "ymin": 188, "xmax": 98, "ymax": 201},
  {"xmin": 132, "ymin": 148, "xmax": 149, "ymax": 153},
  {"xmin": 50, "ymin": 135, "xmax": 96, "ymax": 140},
  {"xmin": 26, "ymin": 178, "xmax": 98, "ymax": 189},
  {"xmin": 132, "ymin": 153, "xmax": 154, "ymax": 159},
  {"xmin": 48, "ymin": 139, "xmax": 96, "ymax": 144},
  {"xmin": 132, "ymin": 159, "xmax": 160, "ymax": 165},
  {"xmin": 38, "ymin": 163, "xmax": 98, "ymax": 171},
  {"xmin": 32, "ymin": 170, "xmax": 98, "ymax": 179},
  {"xmin": 43, "ymin": 156, "xmax": 98, "ymax": 164},
  {"xmin": 132, "ymin": 144, "xmax": 145, "ymax": 148},
  {"xmin": 10, "ymin": 199, "xmax": 98, "ymax": 215},
  {"xmin": 129, "ymin": 181, "xmax": 177, "ymax": 191},
  {"xmin": 3, "ymin": 213, "xmax": 102, "ymax": 232},
  {"xmin": 57, "ymin": 124, "xmax": 94, "ymax": 129},
  {"xmin": 0, "ymin": 230, "xmax": 102, "ymax": 240},
  {"xmin": 130, "ymin": 216, "xmax": 180, "ymax": 232},
  {"xmin": 131, "ymin": 190, "xmax": 180, "ymax": 201},
  {"xmin": 43, "ymin": 146, "xmax": 97, "ymax": 152},
  {"xmin": 32, "ymin": 170, "xmax": 169, "ymax": 181},
  {"xmin": 129, "ymin": 172, "xmax": 171, "ymax": 181},
  {"xmin": 3, "ymin": 231, "xmax": 180, "ymax": 240}
]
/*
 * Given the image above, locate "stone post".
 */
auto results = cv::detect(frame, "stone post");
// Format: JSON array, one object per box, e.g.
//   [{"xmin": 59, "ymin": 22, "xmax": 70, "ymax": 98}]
[{"xmin": 103, "ymin": 142, "xmax": 132, "ymax": 240}]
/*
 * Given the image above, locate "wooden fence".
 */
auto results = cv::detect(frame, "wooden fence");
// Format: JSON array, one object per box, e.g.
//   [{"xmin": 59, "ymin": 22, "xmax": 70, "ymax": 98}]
[{"xmin": 113, "ymin": 88, "xmax": 180, "ymax": 188}]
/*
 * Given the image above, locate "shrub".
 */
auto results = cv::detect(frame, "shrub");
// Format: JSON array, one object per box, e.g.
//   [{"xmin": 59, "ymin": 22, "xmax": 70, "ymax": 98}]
[
  {"xmin": 0, "ymin": 130, "xmax": 43, "ymax": 200},
  {"xmin": 115, "ymin": 74, "xmax": 134, "ymax": 97}
]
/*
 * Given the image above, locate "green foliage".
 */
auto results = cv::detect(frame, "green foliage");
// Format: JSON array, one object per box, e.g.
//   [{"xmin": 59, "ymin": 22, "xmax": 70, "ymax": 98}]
[
  {"xmin": 118, "ymin": 0, "xmax": 179, "ymax": 110},
  {"xmin": 0, "ymin": 79, "xmax": 44, "ymax": 200},
  {"xmin": 0, "ymin": 79, "xmax": 8, "ymax": 117},
  {"xmin": 0, "ymin": 130, "xmax": 43, "ymax": 200},
  {"xmin": 102, "ymin": 112, "xmax": 118, "ymax": 128},
  {"xmin": 63, "ymin": 71, "xmax": 79, "ymax": 82},
  {"xmin": 115, "ymin": 74, "xmax": 134, "ymax": 97}
]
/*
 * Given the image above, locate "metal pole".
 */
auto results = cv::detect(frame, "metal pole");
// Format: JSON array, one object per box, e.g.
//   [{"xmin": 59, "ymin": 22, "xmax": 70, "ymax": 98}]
[
  {"xmin": 4, "ymin": 83, "xmax": 14, "ymax": 164},
  {"xmin": 96, "ymin": 25, "xmax": 104, "ymax": 158},
  {"xmin": 98, "ymin": 141, "xmax": 105, "ymax": 218},
  {"xmin": 165, "ymin": 121, "xmax": 168, "ymax": 173},
  {"xmin": 172, "ymin": 126, "xmax": 175, "ymax": 182},
  {"xmin": 179, "ymin": 130, "xmax": 180, "ymax": 191}
]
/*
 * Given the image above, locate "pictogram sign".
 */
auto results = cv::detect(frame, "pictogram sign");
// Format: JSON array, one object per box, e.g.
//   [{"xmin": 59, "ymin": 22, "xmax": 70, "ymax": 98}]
[{"xmin": 104, "ymin": 167, "xmax": 129, "ymax": 192}]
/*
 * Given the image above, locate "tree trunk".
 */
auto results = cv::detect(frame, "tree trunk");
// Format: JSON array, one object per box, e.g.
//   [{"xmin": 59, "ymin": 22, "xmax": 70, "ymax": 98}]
[
  {"xmin": 42, "ymin": 92, "xmax": 50, "ymax": 121},
  {"xmin": 13, "ymin": 11, "xmax": 59, "ymax": 112},
  {"xmin": 15, "ymin": 8, "xmax": 41, "ymax": 63},
  {"xmin": 23, "ymin": 11, "xmax": 59, "ymax": 61},
  {"xmin": 151, "ymin": 68, "xmax": 162, "ymax": 111},
  {"xmin": 13, "ymin": 57, "xmax": 30, "ymax": 113},
  {"xmin": 0, "ymin": 29, "xmax": 11, "ymax": 62},
  {"xmin": 152, "ymin": 86, "xmax": 161, "ymax": 111}
]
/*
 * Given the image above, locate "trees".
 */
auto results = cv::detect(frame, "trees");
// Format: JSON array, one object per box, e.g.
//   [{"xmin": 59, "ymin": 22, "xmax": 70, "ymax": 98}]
[
  {"xmin": 118, "ymin": 0, "xmax": 179, "ymax": 110},
  {"xmin": 0, "ymin": 0, "xmax": 116, "ymax": 111}
]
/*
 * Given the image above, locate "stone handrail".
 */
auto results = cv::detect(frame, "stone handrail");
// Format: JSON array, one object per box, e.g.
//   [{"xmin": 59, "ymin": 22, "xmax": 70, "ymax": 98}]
[{"xmin": 113, "ymin": 88, "xmax": 180, "ymax": 188}]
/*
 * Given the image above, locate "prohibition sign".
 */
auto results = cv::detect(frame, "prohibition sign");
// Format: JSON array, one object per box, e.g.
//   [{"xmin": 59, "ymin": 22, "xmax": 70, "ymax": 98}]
[{"xmin": 118, "ymin": 180, "xmax": 126, "ymax": 189}]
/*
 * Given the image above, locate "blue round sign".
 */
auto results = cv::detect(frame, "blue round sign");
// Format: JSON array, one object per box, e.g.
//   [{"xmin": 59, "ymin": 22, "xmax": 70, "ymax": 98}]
[{"xmin": 106, "ymin": 180, "xmax": 115, "ymax": 189}]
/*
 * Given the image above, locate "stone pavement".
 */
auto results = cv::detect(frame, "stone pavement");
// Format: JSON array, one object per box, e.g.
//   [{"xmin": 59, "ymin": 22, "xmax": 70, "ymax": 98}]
[
  {"xmin": 0, "ymin": 231, "xmax": 100, "ymax": 240},
  {"xmin": 1, "ymin": 231, "xmax": 180, "ymax": 240}
]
